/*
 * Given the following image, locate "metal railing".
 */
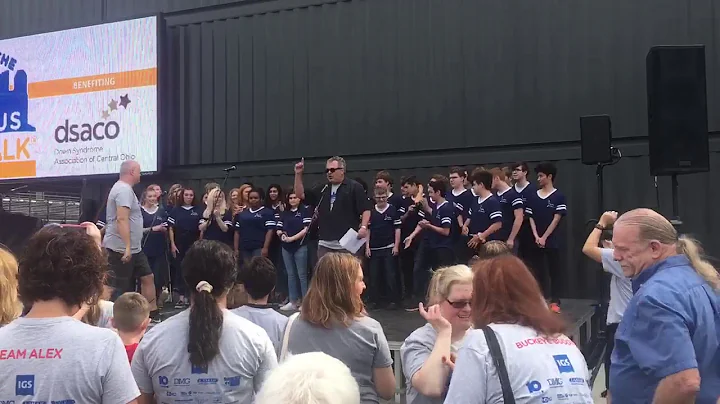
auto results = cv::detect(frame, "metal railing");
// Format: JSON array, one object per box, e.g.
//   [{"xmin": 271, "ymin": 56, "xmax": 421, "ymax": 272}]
[{"xmin": 1, "ymin": 192, "xmax": 80, "ymax": 224}]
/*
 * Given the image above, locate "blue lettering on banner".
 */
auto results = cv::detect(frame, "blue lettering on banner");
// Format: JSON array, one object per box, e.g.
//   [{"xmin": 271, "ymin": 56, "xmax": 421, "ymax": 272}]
[
  {"xmin": 197, "ymin": 378, "xmax": 218, "ymax": 385},
  {"xmin": 553, "ymin": 354, "xmax": 575, "ymax": 373},
  {"xmin": 568, "ymin": 377, "xmax": 585, "ymax": 385},
  {"xmin": 15, "ymin": 375, "xmax": 34, "ymax": 396},
  {"xmin": 526, "ymin": 380, "xmax": 542, "ymax": 393},
  {"xmin": 173, "ymin": 378, "xmax": 191, "ymax": 386},
  {"xmin": 224, "ymin": 376, "xmax": 240, "ymax": 387},
  {"xmin": 191, "ymin": 364, "xmax": 208, "ymax": 374},
  {"xmin": 158, "ymin": 376, "xmax": 169, "ymax": 387},
  {"xmin": 541, "ymin": 397, "xmax": 552, "ymax": 403},
  {"xmin": 547, "ymin": 378, "xmax": 563, "ymax": 388}
]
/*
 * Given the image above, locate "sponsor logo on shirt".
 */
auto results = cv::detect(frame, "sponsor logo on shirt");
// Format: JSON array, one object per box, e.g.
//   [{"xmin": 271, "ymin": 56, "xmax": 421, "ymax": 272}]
[
  {"xmin": 0, "ymin": 400, "xmax": 16, "ymax": 404},
  {"xmin": 15, "ymin": 375, "xmax": 34, "ymax": 396},
  {"xmin": 547, "ymin": 378, "xmax": 563, "ymax": 387},
  {"xmin": 197, "ymin": 378, "xmax": 218, "ymax": 385},
  {"xmin": 173, "ymin": 378, "xmax": 191, "ymax": 386},
  {"xmin": 556, "ymin": 393, "xmax": 569, "ymax": 401},
  {"xmin": 50, "ymin": 401, "xmax": 75, "ymax": 404},
  {"xmin": 527, "ymin": 380, "xmax": 542, "ymax": 393},
  {"xmin": 158, "ymin": 376, "xmax": 169, "ymax": 387},
  {"xmin": 568, "ymin": 377, "xmax": 586, "ymax": 385},
  {"xmin": 553, "ymin": 354, "xmax": 575, "ymax": 373},
  {"xmin": 165, "ymin": 391, "xmax": 176, "ymax": 397},
  {"xmin": 515, "ymin": 337, "xmax": 574, "ymax": 349},
  {"xmin": 23, "ymin": 401, "xmax": 46, "ymax": 404},
  {"xmin": 191, "ymin": 364, "xmax": 208, "ymax": 374},
  {"xmin": 541, "ymin": 397, "xmax": 552, "ymax": 403},
  {"xmin": 224, "ymin": 376, "xmax": 241, "ymax": 387}
]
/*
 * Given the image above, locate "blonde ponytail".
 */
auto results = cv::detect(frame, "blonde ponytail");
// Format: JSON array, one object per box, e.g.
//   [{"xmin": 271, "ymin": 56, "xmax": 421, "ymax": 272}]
[{"xmin": 677, "ymin": 236, "xmax": 720, "ymax": 290}]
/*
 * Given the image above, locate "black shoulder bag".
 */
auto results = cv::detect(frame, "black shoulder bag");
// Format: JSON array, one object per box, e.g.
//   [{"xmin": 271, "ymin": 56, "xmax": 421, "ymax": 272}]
[{"xmin": 482, "ymin": 326, "xmax": 516, "ymax": 404}]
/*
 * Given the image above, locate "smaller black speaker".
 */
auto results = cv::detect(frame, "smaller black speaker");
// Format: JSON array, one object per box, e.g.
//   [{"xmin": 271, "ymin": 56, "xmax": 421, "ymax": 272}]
[{"xmin": 580, "ymin": 115, "xmax": 613, "ymax": 165}]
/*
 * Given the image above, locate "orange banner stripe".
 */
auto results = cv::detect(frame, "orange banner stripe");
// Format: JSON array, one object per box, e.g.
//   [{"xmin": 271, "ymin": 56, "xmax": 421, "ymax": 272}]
[
  {"xmin": 0, "ymin": 160, "xmax": 36, "ymax": 178},
  {"xmin": 27, "ymin": 67, "xmax": 157, "ymax": 99}
]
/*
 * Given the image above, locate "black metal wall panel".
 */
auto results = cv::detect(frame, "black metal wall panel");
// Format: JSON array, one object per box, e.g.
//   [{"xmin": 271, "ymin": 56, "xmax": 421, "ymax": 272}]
[
  {"xmin": 156, "ymin": 0, "xmax": 720, "ymax": 167},
  {"xmin": 0, "ymin": 0, "xmax": 103, "ymax": 38}
]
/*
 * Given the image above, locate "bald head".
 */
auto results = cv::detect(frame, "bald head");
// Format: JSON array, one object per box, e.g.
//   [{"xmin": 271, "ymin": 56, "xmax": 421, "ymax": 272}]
[
  {"xmin": 612, "ymin": 208, "xmax": 678, "ymax": 278},
  {"xmin": 119, "ymin": 160, "xmax": 141, "ymax": 185}
]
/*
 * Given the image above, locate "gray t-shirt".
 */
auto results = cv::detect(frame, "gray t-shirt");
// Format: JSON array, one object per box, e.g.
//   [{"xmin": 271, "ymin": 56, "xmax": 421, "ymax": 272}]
[
  {"xmin": 231, "ymin": 304, "xmax": 288, "ymax": 357},
  {"xmin": 401, "ymin": 323, "xmax": 468, "ymax": 404},
  {"xmin": 600, "ymin": 248, "xmax": 633, "ymax": 325},
  {"xmin": 131, "ymin": 309, "xmax": 277, "ymax": 403},
  {"xmin": 0, "ymin": 316, "xmax": 139, "ymax": 404},
  {"xmin": 286, "ymin": 315, "xmax": 393, "ymax": 404},
  {"xmin": 103, "ymin": 180, "xmax": 143, "ymax": 254}
]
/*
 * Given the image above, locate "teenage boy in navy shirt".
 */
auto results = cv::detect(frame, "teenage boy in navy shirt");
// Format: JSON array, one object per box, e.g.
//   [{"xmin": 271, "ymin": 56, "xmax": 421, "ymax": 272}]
[
  {"xmin": 404, "ymin": 179, "xmax": 455, "ymax": 307},
  {"xmin": 490, "ymin": 167, "xmax": 524, "ymax": 249},
  {"xmin": 365, "ymin": 186, "xmax": 402, "ymax": 309},
  {"xmin": 463, "ymin": 170, "xmax": 503, "ymax": 251},
  {"xmin": 512, "ymin": 162, "xmax": 537, "ymax": 261},
  {"xmin": 525, "ymin": 162, "xmax": 567, "ymax": 313},
  {"xmin": 398, "ymin": 176, "xmax": 422, "ymax": 301},
  {"xmin": 374, "ymin": 170, "xmax": 404, "ymax": 210},
  {"xmin": 447, "ymin": 167, "xmax": 475, "ymax": 263}
]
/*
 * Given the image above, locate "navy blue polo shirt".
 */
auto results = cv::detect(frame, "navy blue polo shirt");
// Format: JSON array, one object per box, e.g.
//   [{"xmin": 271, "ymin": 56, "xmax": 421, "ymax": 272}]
[
  {"xmin": 234, "ymin": 206, "xmax": 276, "ymax": 250},
  {"xmin": 200, "ymin": 211, "xmax": 235, "ymax": 246},
  {"xmin": 467, "ymin": 195, "xmax": 503, "ymax": 239},
  {"xmin": 424, "ymin": 200, "xmax": 454, "ymax": 249},
  {"xmin": 276, "ymin": 206, "xmax": 311, "ymax": 252},
  {"xmin": 167, "ymin": 205, "xmax": 202, "ymax": 239},
  {"xmin": 610, "ymin": 255, "xmax": 720, "ymax": 403},
  {"xmin": 524, "ymin": 189, "xmax": 567, "ymax": 248},
  {"xmin": 141, "ymin": 206, "xmax": 167, "ymax": 257},
  {"xmin": 446, "ymin": 188, "xmax": 475, "ymax": 219},
  {"xmin": 495, "ymin": 187, "xmax": 524, "ymax": 241},
  {"xmin": 388, "ymin": 192, "xmax": 404, "ymax": 211},
  {"xmin": 398, "ymin": 196, "xmax": 421, "ymax": 239},
  {"xmin": 368, "ymin": 204, "xmax": 402, "ymax": 249},
  {"xmin": 514, "ymin": 182, "xmax": 537, "ymax": 242}
]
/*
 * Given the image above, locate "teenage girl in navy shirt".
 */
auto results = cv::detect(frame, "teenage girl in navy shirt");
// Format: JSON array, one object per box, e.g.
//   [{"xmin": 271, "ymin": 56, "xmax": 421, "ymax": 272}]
[
  {"xmin": 140, "ymin": 187, "xmax": 168, "ymax": 303},
  {"xmin": 276, "ymin": 190, "xmax": 312, "ymax": 311},
  {"xmin": 233, "ymin": 188, "xmax": 276, "ymax": 264},
  {"xmin": 199, "ymin": 187, "xmax": 234, "ymax": 246},
  {"xmin": 167, "ymin": 188, "xmax": 201, "ymax": 307},
  {"xmin": 265, "ymin": 184, "xmax": 288, "ymax": 301}
]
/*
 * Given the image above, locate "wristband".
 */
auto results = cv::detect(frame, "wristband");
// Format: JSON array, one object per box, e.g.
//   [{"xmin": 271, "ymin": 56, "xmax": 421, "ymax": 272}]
[{"xmin": 594, "ymin": 224, "xmax": 605, "ymax": 231}]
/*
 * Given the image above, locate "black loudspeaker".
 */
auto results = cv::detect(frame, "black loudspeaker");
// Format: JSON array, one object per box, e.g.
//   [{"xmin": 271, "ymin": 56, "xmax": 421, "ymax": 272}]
[
  {"xmin": 580, "ymin": 115, "xmax": 613, "ymax": 165},
  {"xmin": 646, "ymin": 45, "xmax": 710, "ymax": 176}
]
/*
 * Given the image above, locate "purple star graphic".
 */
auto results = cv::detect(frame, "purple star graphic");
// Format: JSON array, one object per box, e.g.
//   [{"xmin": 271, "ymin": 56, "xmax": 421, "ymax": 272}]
[{"xmin": 119, "ymin": 94, "xmax": 131, "ymax": 109}]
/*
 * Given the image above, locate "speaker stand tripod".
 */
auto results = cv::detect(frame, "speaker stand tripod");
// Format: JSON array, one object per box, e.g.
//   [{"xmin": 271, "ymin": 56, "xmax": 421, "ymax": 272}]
[{"xmin": 670, "ymin": 174, "xmax": 683, "ymax": 231}]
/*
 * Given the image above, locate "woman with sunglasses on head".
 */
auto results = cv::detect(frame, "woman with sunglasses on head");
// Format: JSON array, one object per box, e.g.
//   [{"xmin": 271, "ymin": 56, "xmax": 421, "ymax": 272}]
[
  {"xmin": 200, "ymin": 187, "xmax": 234, "ymax": 246},
  {"xmin": 131, "ymin": 240, "xmax": 276, "ymax": 403},
  {"xmin": 444, "ymin": 255, "xmax": 592, "ymax": 404},
  {"xmin": 168, "ymin": 188, "xmax": 202, "ymax": 308},
  {"xmin": 283, "ymin": 253, "xmax": 395, "ymax": 404},
  {"xmin": 400, "ymin": 265, "xmax": 473, "ymax": 403},
  {"xmin": 0, "ymin": 223, "xmax": 140, "ymax": 403},
  {"xmin": 233, "ymin": 187, "xmax": 276, "ymax": 263}
]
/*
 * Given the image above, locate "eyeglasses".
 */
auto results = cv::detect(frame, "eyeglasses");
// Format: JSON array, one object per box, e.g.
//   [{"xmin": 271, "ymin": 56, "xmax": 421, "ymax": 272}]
[
  {"xmin": 325, "ymin": 168, "xmax": 343, "ymax": 174},
  {"xmin": 446, "ymin": 299, "xmax": 471, "ymax": 309}
]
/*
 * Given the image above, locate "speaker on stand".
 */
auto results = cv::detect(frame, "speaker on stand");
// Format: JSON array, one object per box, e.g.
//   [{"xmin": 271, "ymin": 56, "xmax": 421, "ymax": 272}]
[
  {"xmin": 646, "ymin": 45, "xmax": 710, "ymax": 230},
  {"xmin": 580, "ymin": 114, "xmax": 622, "ymax": 342}
]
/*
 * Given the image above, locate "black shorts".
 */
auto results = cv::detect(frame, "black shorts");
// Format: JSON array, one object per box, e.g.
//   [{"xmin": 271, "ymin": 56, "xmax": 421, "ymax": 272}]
[{"xmin": 106, "ymin": 250, "xmax": 152, "ymax": 298}]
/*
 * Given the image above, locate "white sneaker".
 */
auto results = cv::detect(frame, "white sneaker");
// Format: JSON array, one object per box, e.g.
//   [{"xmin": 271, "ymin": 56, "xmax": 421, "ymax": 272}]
[{"xmin": 280, "ymin": 302, "xmax": 296, "ymax": 311}]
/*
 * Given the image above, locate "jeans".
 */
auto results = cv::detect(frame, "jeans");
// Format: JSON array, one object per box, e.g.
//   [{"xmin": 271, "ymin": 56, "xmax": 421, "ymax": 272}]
[
  {"xmin": 413, "ymin": 240, "xmax": 456, "ymax": 301},
  {"xmin": 282, "ymin": 245, "xmax": 309, "ymax": 302},
  {"xmin": 369, "ymin": 248, "xmax": 399, "ymax": 304}
]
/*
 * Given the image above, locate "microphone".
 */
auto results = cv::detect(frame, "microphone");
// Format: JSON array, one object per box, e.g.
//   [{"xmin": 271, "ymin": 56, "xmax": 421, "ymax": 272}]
[{"xmin": 223, "ymin": 166, "xmax": 237, "ymax": 172}]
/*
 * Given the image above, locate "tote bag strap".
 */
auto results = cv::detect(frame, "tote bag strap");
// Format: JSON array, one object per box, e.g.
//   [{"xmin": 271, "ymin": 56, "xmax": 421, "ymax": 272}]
[
  {"xmin": 280, "ymin": 312, "xmax": 300, "ymax": 362},
  {"xmin": 482, "ymin": 326, "xmax": 516, "ymax": 404}
]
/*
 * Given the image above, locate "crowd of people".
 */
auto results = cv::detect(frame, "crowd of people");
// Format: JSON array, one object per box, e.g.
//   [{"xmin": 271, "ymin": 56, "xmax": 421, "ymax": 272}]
[{"xmin": 0, "ymin": 156, "xmax": 719, "ymax": 404}]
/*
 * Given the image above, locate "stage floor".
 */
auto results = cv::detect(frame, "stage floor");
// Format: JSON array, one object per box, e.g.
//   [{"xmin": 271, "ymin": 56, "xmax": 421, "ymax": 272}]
[{"xmin": 158, "ymin": 298, "xmax": 597, "ymax": 345}]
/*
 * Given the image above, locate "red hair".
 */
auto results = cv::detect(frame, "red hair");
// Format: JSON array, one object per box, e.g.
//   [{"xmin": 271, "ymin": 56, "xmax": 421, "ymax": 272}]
[{"xmin": 472, "ymin": 255, "xmax": 566, "ymax": 336}]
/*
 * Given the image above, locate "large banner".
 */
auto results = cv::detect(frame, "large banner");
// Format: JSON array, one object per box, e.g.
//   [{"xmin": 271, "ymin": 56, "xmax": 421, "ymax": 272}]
[{"xmin": 0, "ymin": 16, "xmax": 158, "ymax": 180}]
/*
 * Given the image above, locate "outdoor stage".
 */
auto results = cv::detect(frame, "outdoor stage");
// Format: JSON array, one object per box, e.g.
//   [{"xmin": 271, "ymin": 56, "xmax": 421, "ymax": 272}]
[{"xmin": 159, "ymin": 298, "xmax": 598, "ymax": 404}]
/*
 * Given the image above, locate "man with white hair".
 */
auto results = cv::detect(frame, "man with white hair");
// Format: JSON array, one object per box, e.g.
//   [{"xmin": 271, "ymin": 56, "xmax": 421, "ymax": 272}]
[
  {"xmin": 102, "ymin": 161, "xmax": 158, "ymax": 321},
  {"xmin": 255, "ymin": 352, "xmax": 360, "ymax": 404},
  {"xmin": 609, "ymin": 208, "xmax": 720, "ymax": 403}
]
